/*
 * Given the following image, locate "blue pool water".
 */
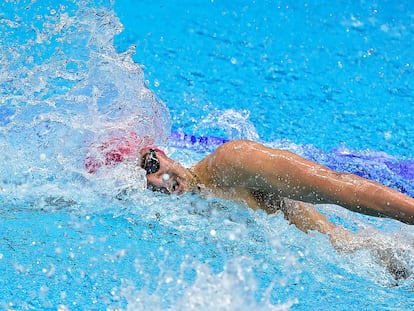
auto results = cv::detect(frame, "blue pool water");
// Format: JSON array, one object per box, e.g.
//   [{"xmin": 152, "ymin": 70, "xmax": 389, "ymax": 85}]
[{"xmin": 1, "ymin": 0, "xmax": 413, "ymax": 310}]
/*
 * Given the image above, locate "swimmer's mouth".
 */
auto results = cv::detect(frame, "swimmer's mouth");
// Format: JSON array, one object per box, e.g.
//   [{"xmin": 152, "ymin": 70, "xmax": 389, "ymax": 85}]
[{"xmin": 147, "ymin": 178, "xmax": 183, "ymax": 195}]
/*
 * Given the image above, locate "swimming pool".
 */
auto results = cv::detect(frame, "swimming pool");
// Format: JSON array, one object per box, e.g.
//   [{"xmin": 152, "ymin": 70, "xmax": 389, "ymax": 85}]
[{"xmin": 1, "ymin": 0, "xmax": 413, "ymax": 310}]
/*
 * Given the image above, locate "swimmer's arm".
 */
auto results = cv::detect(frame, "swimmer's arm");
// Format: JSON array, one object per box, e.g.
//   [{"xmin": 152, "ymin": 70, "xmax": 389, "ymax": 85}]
[
  {"xmin": 236, "ymin": 189, "xmax": 353, "ymax": 249},
  {"xmin": 279, "ymin": 198, "xmax": 354, "ymax": 248},
  {"xmin": 206, "ymin": 140, "xmax": 414, "ymax": 224},
  {"xmin": 238, "ymin": 189, "xmax": 338, "ymax": 236}
]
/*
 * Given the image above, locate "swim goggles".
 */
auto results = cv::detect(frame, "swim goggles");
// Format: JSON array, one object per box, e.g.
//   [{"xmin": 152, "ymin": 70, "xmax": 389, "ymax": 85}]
[{"xmin": 141, "ymin": 148, "xmax": 160, "ymax": 175}]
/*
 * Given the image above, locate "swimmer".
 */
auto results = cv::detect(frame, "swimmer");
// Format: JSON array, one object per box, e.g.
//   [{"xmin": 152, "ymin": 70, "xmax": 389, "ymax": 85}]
[
  {"xmin": 86, "ymin": 135, "xmax": 414, "ymax": 244},
  {"xmin": 137, "ymin": 140, "xmax": 414, "ymax": 247},
  {"xmin": 86, "ymin": 137, "xmax": 413, "ymax": 278}
]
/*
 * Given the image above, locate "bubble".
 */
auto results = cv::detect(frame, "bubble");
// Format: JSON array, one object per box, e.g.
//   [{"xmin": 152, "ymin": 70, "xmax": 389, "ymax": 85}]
[{"xmin": 58, "ymin": 304, "xmax": 69, "ymax": 311}]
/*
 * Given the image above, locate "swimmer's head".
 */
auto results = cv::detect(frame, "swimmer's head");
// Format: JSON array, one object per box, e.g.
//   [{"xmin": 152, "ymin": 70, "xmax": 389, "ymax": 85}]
[
  {"xmin": 139, "ymin": 147, "xmax": 194, "ymax": 195},
  {"xmin": 84, "ymin": 131, "xmax": 195, "ymax": 195}
]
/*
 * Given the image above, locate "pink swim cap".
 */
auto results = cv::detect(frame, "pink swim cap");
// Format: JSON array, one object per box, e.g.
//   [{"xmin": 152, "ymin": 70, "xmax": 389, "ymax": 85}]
[{"xmin": 84, "ymin": 131, "xmax": 155, "ymax": 174}]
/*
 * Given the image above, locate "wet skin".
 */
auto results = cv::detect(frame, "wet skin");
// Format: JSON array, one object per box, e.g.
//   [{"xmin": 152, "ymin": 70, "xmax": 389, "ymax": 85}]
[
  {"xmin": 141, "ymin": 141, "xmax": 414, "ymax": 224},
  {"xmin": 140, "ymin": 140, "xmax": 414, "ymax": 234}
]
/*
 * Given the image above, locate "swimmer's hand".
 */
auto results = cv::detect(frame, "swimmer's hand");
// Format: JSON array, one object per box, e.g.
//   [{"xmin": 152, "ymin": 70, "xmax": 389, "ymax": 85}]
[
  {"xmin": 370, "ymin": 247, "xmax": 411, "ymax": 280},
  {"xmin": 331, "ymin": 229, "xmax": 411, "ymax": 280}
]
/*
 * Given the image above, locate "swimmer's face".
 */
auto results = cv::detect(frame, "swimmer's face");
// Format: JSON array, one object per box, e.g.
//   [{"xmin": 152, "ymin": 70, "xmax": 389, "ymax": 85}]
[{"xmin": 139, "ymin": 147, "xmax": 191, "ymax": 195}]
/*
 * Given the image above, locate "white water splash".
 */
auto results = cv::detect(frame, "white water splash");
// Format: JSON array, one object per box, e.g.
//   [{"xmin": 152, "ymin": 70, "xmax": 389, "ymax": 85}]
[
  {"xmin": 0, "ymin": 0, "xmax": 171, "ymax": 206},
  {"xmin": 120, "ymin": 257, "xmax": 298, "ymax": 311},
  {"xmin": 196, "ymin": 109, "xmax": 259, "ymax": 141}
]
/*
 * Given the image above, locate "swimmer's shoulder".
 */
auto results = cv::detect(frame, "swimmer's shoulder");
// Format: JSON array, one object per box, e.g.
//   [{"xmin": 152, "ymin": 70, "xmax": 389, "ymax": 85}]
[
  {"xmin": 215, "ymin": 139, "xmax": 287, "ymax": 160},
  {"xmin": 215, "ymin": 139, "xmax": 269, "ymax": 155}
]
